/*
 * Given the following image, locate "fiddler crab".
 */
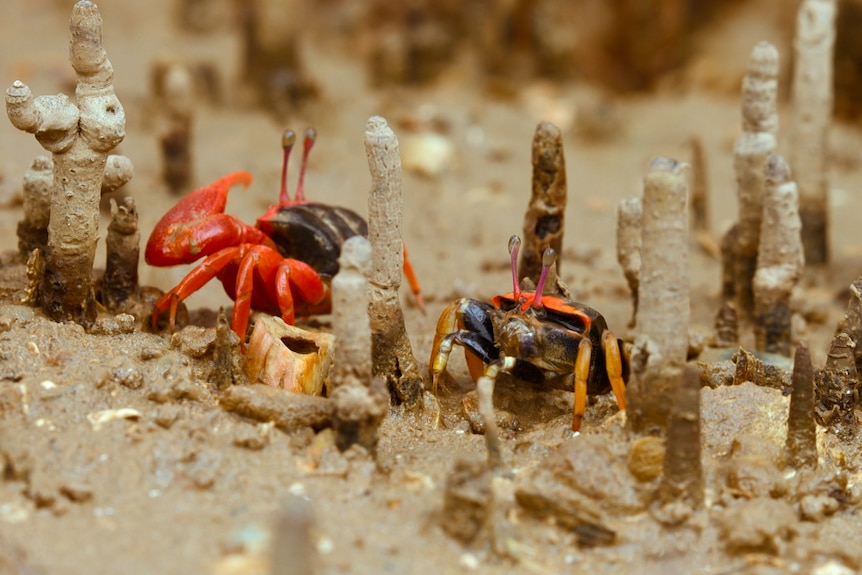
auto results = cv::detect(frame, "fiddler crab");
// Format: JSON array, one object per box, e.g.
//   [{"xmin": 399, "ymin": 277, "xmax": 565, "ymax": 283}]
[
  {"xmin": 145, "ymin": 128, "xmax": 423, "ymax": 340},
  {"xmin": 429, "ymin": 236, "xmax": 630, "ymax": 432}
]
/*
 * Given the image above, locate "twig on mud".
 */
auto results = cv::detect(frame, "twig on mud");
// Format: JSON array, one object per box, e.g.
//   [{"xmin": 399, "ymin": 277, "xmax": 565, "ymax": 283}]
[
  {"xmin": 519, "ymin": 121, "xmax": 567, "ymax": 284},
  {"xmin": 733, "ymin": 41, "xmax": 779, "ymax": 318},
  {"xmin": 102, "ymin": 197, "xmax": 140, "ymax": 312},
  {"xmin": 786, "ymin": 342, "xmax": 817, "ymax": 469},
  {"xmin": 220, "ymin": 384, "xmax": 333, "ymax": 432},
  {"xmin": 791, "ymin": 0, "xmax": 837, "ymax": 265},
  {"xmin": 627, "ymin": 157, "xmax": 689, "ymax": 434},
  {"xmin": 616, "ymin": 195, "xmax": 641, "ymax": 327},
  {"xmin": 753, "ymin": 155, "xmax": 804, "ymax": 357},
  {"xmin": 5, "ymin": 0, "xmax": 131, "ymax": 328},
  {"xmin": 364, "ymin": 116, "xmax": 424, "ymax": 407}
]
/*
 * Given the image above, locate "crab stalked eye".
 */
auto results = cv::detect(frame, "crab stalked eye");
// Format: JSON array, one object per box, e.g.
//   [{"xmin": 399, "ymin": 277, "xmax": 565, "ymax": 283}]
[
  {"xmin": 508, "ymin": 235, "xmax": 522, "ymax": 300},
  {"xmin": 531, "ymin": 248, "xmax": 556, "ymax": 309}
]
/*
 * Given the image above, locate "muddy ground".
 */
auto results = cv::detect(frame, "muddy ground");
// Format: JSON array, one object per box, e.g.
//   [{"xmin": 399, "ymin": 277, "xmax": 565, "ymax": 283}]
[{"xmin": 1, "ymin": 1, "xmax": 862, "ymax": 574}]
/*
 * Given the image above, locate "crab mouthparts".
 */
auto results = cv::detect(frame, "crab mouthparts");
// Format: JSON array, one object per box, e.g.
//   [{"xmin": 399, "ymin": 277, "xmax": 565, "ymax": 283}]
[{"xmin": 496, "ymin": 318, "xmax": 539, "ymax": 359}]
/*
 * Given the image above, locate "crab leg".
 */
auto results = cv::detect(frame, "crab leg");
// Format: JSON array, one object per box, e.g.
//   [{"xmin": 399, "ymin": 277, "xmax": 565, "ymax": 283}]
[
  {"xmin": 273, "ymin": 258, "xmax": 328, "ymax": 325},
  {"xmin": 602, "ymin": 330, "xmax": 628, "ymax": 412},
  {"xmin": 151, "ymin": 245, "xmax": 247, "ymax": 332},
  {"xmin": 572, "ymin": 338, "xmax": 593, "ymax": 432},
  {"xmin": 430, "ymin": 298, "xmax": 497, "ymax": 393},
  {"xmin": 402, "ymin": 245, "xmax": 424, "ymax": 312},
  {"xmin": 232, "ymin": 245, "xmax": 282, "ymax": 338}
]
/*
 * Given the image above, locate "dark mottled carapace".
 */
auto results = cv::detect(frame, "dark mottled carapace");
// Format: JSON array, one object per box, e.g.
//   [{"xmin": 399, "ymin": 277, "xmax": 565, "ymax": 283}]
[{"xmin": 260, "ymin": 203, "xmax": 368, "ymax": 277}]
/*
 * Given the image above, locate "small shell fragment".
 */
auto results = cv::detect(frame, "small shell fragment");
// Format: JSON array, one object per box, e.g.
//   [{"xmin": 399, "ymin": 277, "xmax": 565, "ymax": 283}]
[
  {"xmin": 244, "ymin": 316, "xmax": 334, "ymax": 396},
  {"xmin": 401, "ymin": 132, "xmax": 454, "ymax": 178},
  {"xmin": 87, "ymin": 408, "xmax": 142, "ymax": 431}
]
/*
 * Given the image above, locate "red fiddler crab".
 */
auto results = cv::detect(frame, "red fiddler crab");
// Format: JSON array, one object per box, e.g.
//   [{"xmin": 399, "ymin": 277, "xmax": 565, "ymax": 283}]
[
  {"xmin": 145, "ymin": 128, "xmax": 423, "ymax": 339},
  {"xmin": 429, "ymin": 236, "xmax": 629, "ymax": 432}
]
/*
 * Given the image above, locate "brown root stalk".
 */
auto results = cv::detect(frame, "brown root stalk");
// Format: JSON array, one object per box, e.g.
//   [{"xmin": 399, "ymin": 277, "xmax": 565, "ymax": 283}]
[
  {"xmin": 719, "ymin": 223, "xmax": 738, "ymax": 302},
  {"xmin": 714, "ymin": 301, "xmax": 739, "ymax": 348},
  {"xmin": 476, "ymin": 376, "xmax": 506, "ymax": 474},
  {"xmin": 5, "ymin": 0, "xmax": 129, "ymax": 328},
  {"xmin": 658, "ymin": 365, "xmax": 703, "ymax": 508},
  {"xmin": 331, "ymin": 236, "xmax": 373, "ymax": 388},
  {"xmin": 364, "ymin": 116, "xmax": 424, "ymax": 407},
  {"xmin": 635, "ymin": 157, "xmax": 689, "ymax": 364},
  {"xmin": 519, "ymin": 121, "xmax": 567, "ymax": 284},
  {"xmin": 815, "ymin": 332, "xmax": 859, "ymax": 440},
  {"xmin": 102, "ymin": 197, "xmax": 140, "ymax": 312},
  {"xmin": 16, "ymin": 156, "xmax": 52, "ymax": 259},
  {"xmin": 616, "ymin": 195, "xmax": 642, "ymax": 326},
  {"xmin": 158, "ymin": 63, "xmax": 194, "ymax": 194},
  {"xmin": 786, "ymin": 342, "xmax": 817, "ymax": 469},
  {"xmin": 752, "ymin": 155, "xmax": 804, "ymax": 356},
  {"xmin": 688, "ymin": 136, "xmax": 709, "ymax": 233},
  {"xmin": 628, "ymin": 157, "xmax": 689, "ymax": 434},
  {"xmin": 791, "ymin": 0, "xmax": 837, "ymax": 265},
  {"xmin": 838, "ymin": 277, "xmax": 862, "ymax": 376},
  {"xmin": 331, "ymin": 376, "xmax": 388, "ymax": 456},
  {"xmin": 733, "ymin": 41, "xmax": 779, "ymax": 317}
]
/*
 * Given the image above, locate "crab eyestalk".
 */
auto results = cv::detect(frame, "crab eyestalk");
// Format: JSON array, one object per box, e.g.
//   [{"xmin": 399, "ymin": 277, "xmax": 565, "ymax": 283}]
[
  {"xmin": 296, "ymin": 127, "xmax": 316, "ymax": 203},
  {"xmin": 531, "ymin": 248, "xmax": 556, "ymax": 309},
  {"xmin": 278, "ymin": 127, "xmax": 316, "ymax": 204},
  {"xmin": 508, "ymin": 234, "xmax": 521, "ymax": 300},
  {"xmin": 279, "ymin": 129, "xmax": 296, "ymax": 204}
]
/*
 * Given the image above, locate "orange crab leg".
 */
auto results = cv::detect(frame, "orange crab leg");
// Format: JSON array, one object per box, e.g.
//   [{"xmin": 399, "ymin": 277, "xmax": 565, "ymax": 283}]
[
  {"xmin": 602, "ymin": 330, "xmax": 627, "ymax": 412},
  {"xmin": 145, "ymin": 171, "xmax": 276, "ymax": 267},
  {"xmin": 152, "ymin": 245, "xmax": 247, "ymax": 332},
  {"xmin": 402, "ymin": 245, "xmax": 424, "ymax": 313},
  {"xmin": 430, "ymin": 298, "xmax": 488, "ymax": 394},
  {"xmin": 232, "ymin": 246, "xmax": 282, "ymax": 338},
  {"xmin": 273, "ymin": 258, "xmax": 328, "ymax": 325},
  {"xmin": 572, "ymin": 337, "xmax": 592, "ymax": 433}
]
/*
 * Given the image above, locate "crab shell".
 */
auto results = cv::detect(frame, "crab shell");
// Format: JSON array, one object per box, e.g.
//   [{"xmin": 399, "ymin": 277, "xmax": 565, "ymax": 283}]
[{"xmin": 244, "ymin": 315, "xmax": 334, "ymax": 395}]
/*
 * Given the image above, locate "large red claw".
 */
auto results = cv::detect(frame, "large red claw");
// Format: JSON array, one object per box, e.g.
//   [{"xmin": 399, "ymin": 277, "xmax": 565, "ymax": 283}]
[{"xmin": 145, "ymin": 171, "xmax": 273, "ymax": 266}]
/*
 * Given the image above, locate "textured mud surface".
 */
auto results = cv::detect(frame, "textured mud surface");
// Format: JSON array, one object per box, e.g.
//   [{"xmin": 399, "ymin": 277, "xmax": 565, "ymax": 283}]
[{"xmin": 2, "ymin": 1, "xmax": 862, "ymax": 574}]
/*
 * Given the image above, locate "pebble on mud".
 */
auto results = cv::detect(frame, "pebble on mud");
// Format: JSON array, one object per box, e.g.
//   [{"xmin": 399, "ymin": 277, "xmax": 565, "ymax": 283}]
[
  {"xmin": 170, "ymin": 325, "xmax": 216, "ymax": 358},
  {"xmin": 718, "ymin": 498, "xmax": 797, "ymax": 554},
  {"xmin": 722, "ymin": 434, "xmax": 788, "ymax": 500},
  {"xmin": 147, "ymin": 372, "xmax": 204, "ymax": 404},
  {"xmin": 231, "ymin": 422, "xmax": 273, "ymax": 451},
  {"xmin": 87, "ymin": 408, "xmax": 142, "ymax": 431},
  {"xmin": 89, "ymin": 313, "xmax": 136, "ymax": 335},
  {"xmin": 627, "ymin": 436, "xmax": 665, "ymax": 483}
]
